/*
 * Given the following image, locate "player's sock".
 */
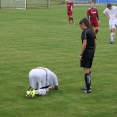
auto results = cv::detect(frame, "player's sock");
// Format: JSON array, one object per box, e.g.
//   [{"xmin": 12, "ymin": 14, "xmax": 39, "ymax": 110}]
[
  {"xmin": 70, "ymin": 17, "xmax": 73, "ymax": 23},
  {"xmin": 85, "ymin": 73, "xmax": 91, "ymax": 91},
  {"xmin": 110, "ymin": 33, "xmax": 114, "ymax": 41},
  {"xmin": 68, "ymin": 17, "xmax": 71, "ymax": 23},
  {"xmin": 71, "ymin": 17, "xmax": 74, "ymax": 23},
  {"xmin": 113, "ymin": 33, "xmax": 115, "ymax": 41},
  {"xmin": 36, "ymin": 89, "xmax": 46, "ymax": 96},
  {"xmin": 95, "ymin": 29, "xmax": 98, "ymax": 34},
  {"xmin": 89, "ymin": 72, "xmax": 92, "ymax": 87}
]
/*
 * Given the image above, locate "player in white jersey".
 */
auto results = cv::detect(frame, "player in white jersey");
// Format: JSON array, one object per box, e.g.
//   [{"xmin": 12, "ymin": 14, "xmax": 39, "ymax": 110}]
[
  {"xmin": 103, "ymin": 3, "xmax": 117, "ymax": 44},
  {"xmin": 26, "ymin": 67, "xmax": 58, "ymax": 98}
]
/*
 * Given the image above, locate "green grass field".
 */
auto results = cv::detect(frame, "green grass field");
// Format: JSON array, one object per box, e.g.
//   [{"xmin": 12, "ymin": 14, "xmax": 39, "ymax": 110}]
[{"xmin": 0, "ymin": 5, "xmax": 117, "ymax": 117}]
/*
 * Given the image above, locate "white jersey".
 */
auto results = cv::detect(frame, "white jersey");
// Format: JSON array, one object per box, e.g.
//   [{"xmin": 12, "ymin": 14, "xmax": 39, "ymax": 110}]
[
  {"xmin": 29, "ymin": 67, "xmax": 58, "ymax": 91},
  {"xmin": 103, "ymin": 6, "xmax": 117, "ymax": 18},
  {"xmin": 45, "ymin": 68, "xmax": 58, "ymax": 87},
  {"xmin": 103, "ymin": 6, "xmax": 117, "ymax": 29}
]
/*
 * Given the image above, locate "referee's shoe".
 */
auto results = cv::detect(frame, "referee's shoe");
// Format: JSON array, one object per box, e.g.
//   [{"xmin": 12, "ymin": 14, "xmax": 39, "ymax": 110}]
[
  {"xmin": 83, "ymin": 89, "xmax": 91, "ymax": 94},
  {"xmin": 83, "ymin": 85, "xmax": 91, "ymax": 90}
]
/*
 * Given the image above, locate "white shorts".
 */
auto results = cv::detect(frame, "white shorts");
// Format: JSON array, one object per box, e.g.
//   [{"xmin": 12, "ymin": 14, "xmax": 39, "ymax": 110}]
[
  {"xmin": 109, "ymin": 18, "xmax": 117, "ymax": 29},
  {"xmin": 29, "ymin": 69, "xmax": 49, "ymax": 91},
  {"xmin": 114, "ymin": 19, "xmax": 117, "ymax": 28}
]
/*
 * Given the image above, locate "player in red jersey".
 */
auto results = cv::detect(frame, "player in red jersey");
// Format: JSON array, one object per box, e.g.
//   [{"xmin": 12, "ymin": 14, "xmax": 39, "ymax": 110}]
[
  {"xmin": 66, "ymin": 0, "xmax": 75, "ymax": 24},
  {"xmin": 87, "ymin": 2, "xmax": 100, "ymax": 34}
]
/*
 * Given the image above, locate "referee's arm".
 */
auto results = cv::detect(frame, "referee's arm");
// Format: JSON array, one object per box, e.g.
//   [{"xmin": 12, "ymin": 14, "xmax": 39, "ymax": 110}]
[
  {"xmin": 94, "ymin": 39, "xmax": 97, "ymax": 51},
  {"xmin": 81, "ymin": 39, "xmax": 87, "ymax": 55}
]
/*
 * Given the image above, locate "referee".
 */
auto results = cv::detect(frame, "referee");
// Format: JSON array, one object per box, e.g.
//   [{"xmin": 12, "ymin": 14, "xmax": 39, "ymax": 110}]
[{"xmin": 79, "ymin": 18, "xmax": 97, "ymax": 93}]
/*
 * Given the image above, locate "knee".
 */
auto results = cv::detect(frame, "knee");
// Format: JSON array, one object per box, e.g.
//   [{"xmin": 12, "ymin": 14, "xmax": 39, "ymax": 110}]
[{"xmin": 96, "ymin": 27, "xmax": 99, "ymax": 30}]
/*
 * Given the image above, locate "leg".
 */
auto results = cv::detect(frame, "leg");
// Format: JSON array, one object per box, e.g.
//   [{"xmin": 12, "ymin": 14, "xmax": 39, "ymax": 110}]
[
  {"xmin": 84, "ymin": 67, "xmax": 91, "ymax": 93},
  {"xmin": 84, "ymin": 67, "xmax": 90, "ymax": 74},
  {"xmin": 68, "ymin": 16, "xmax": 71, "ymax": 24},
  {"xmin": 95, "ymin": 27, "xmax": 99, "ymax": 34},
  {"xmin": 110, "ymin": 28, "xmax": 115, "ymax": 43},
  {"xmin": 81, "ymin": 50, "xmax": 94, "ymax": 93},
  {"xmin": 69, "ymin": 11, "xmax": 75, "ymax": 24},
  {"xmin": 94, "ymin": 21, "xmax": 99, "ymax": 34},
  {"xmin": 83, "ymin": 70, "xmax": 92, "ymax": 90},
  {"xmin": 89, "ymin": 71, "xmax": 92, "ymax": 86},
  {"xmin": 109, "ymin": 23, "xmax": 116, "ymax": 44},
  {"xmin": 36, "ymin": 89, "xmax": 47, "ymax": 96},
  {"xmin": 70, "ymin": 16, "xmax": 75, "ymax": 24},
  {"xmin": 67, "ymin": 11, "xmax": 71, "ymax": 24},
  {"xmin": 26, "ymin": 69, "xmax": 38, "ymax": 98},
  {"xmin": 29, "ymin": 69, "xmax": 38, "ymax": 89}
]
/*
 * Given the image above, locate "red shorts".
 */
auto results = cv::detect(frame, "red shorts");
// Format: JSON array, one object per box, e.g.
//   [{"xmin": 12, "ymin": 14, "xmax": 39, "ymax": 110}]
[
  {"xmin": 67, "ymin": 11, "xmax": 73, "ymax": 16},
  {"xmin": 90, "ymin": 20, "xmax": 99, "ymax": 27}
]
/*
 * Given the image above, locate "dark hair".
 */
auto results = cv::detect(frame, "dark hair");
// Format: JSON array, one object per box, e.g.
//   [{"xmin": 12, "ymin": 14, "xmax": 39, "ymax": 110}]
[
  {"xmin": 107, "ymin": 3, "xmax": 111, "ymax": 8},
  {"xmin": 79, "ymin": 18, "xmax": 95, "ymax": 35},
  {"xmin": 91, "ymin": 2, "xmax": 95, "ymax": 4}
]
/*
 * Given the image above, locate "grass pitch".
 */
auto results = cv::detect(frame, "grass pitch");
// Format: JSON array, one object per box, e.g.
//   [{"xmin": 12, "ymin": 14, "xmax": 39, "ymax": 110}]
[{"xmin": 0, "ymin": 5, "xmax": 117, "ymax": 117}]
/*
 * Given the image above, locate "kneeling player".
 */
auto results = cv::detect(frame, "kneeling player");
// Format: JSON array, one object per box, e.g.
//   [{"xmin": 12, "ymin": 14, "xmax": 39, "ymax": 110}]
[{"xmin": 26, "ymin": 67, "xmax": 58, "ymax": 98}]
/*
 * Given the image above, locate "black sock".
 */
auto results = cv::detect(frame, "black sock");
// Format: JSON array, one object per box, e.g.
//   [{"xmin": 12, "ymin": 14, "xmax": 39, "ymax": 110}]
[
  {"xmin": 85, "ymin": 74, "xmax": 90, "ymax": 91},
  {"xmin": 89, "ymin": 72, "xmax": 92, "ymax": 87}
]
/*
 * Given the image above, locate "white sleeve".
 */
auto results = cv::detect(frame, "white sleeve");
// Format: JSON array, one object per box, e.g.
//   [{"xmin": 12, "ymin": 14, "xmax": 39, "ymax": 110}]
[
  {"xmin": 45, "ymin": 68, "xmax": 58, "ymax": 86},
  {"xmin": 113, "ymin": 6, "xmax": 117, "ymax": 10},
  {"xmin": 115, "ymin": 6, "xmax": 117, "ymax": 12},
  {"xmin": 103, "ymin": 8, "xmax": 107, "ymax": 14},
  {"xmin": 48, "ymin": 72, "xmax": 58, "ymax": 87},
  {"xmin": 52, "ymin": 74, "xmax": 58, "ymax": 86}
]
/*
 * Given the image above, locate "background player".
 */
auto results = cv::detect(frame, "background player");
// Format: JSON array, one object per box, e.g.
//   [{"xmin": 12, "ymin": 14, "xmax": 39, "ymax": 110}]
[
  {"xmin": 66, "ymin": 0, "xmax": 75, "ymax": 25},
  {"xmin": 87, "ymin": 2, "xmax": 100, "ymax": 34},
  {"xmin": 79, "ymin": 18, "xmax": 97, "ymax": 93},
  {"xmin": 103, "ymin": 3, "xmax": 117, "ymax": 44},
  {"xmin": 26, "ymin": 67, "xmax": 58, "ymax": 98}
]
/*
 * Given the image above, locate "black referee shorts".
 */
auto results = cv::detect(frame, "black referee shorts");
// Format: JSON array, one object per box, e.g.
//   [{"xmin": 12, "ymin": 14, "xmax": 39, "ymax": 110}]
[{"xmin": 80, "ymin": 49, "xmax": 95, "ymax": 68}]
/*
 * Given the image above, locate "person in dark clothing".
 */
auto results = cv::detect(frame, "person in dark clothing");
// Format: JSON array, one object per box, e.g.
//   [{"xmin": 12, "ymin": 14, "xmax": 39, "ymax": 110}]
[{"xmin": 79, "ymin": 18, "xmax": 97, "ymax": 93}]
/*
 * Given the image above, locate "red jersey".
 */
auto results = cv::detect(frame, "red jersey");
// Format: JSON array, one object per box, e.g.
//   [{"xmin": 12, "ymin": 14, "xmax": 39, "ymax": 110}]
[
  {"xmin": 87, "ymin": 7, "xmax": 98, "ymax": 20},
  {"xmin": 66, "ymin": 1, "xmax": 74, "ymax": 11}
]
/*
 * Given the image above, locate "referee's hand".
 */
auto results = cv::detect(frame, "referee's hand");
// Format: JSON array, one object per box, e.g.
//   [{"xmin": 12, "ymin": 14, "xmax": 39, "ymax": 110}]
[{"xmin": 79, "ymin": 55, "xmax": 83, "ymax": 60}]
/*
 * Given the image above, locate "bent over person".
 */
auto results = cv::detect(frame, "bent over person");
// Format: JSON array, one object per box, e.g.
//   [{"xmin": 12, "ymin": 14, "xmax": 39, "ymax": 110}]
[
  {"xmin": 26, "ymin": 67, "xmax": 58, "ymax": 98},
  {"xmin": 79, "ymin": 18, "xmax": 97, "ymax": 93}
]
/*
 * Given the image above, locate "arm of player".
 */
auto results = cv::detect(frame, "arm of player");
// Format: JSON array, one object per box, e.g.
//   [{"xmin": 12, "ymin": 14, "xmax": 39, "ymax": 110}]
[
  {"xmin": 73, "ymin": 3, "xmax": 75, "ymax": 8},
  {"xmin": 96, "ymin": 13, "xmax": 101, "ymax": 23},
  {"xmin": 87, "ymin": 9, "xmax": 90, "ymax": 21},
  {"xmin": 96, "ymin": 13, "xmax": 99, "ymax": 20},
  {"xmin": 49, "ymin": 85, "xmax": 58, "ymax": 90},
  {"xmin": 94, "ymin": 39, "xmax": 97, "ymax": 51},
  {"xmin": 79, "ymin": 39, "xmax": 87, "ymax": 60},
  {"xmin": 103, "ymin": 13, "xmax": 110, "ymax": 19},
  {"xmin": 87, "ymin": 15, "xmax": 89, "ymax": 20},
  {"xmin": 54, "ymin": 86, "xmax": 58, "ymax": 90}
]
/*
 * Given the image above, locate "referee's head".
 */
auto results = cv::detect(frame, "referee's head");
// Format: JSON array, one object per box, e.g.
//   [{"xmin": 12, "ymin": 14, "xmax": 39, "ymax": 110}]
[{"xmin": 107, "ymin": 3, "xmax": 112, "ymax": 9}]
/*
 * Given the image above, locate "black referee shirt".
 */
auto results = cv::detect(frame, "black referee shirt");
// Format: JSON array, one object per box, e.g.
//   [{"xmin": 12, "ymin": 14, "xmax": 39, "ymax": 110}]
[{"xmin": 81, "ymin": 28, "xmax": 96, "ymax": 49}]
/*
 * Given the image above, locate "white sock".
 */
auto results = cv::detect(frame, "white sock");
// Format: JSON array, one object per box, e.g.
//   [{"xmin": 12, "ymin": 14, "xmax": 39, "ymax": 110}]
[
  {"xmin": 110, "ymin": 33, "xmax": 114, "ymax": 41},
  {"xmin": 113, "ymin": 33, "xmax": 115, "ymax": 41},
  {"xmin": 36, "ymin": 89, "xmax": 46, "ymax": 96}
]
